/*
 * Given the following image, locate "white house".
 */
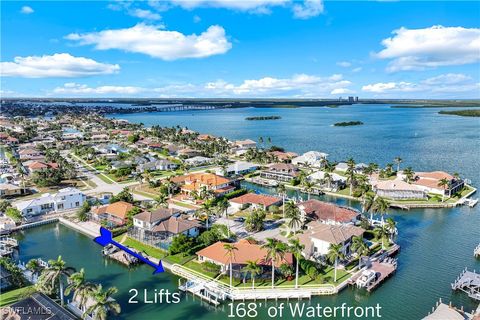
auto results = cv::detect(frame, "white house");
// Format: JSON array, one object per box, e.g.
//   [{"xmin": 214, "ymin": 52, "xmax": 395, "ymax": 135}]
[
  {"xmin": 234, "ymin": 139, "xmax": 257, "ymax": 150},
  {"xmin": 15, "ymin": 187, "xmax": 86, "ymax": 217},
  {"xmin": 307, "ymin": 171, "xmax": 346, "ymax": 191},
  {"xmin": 292, "ymin": 151, "xmax": 328, "ymax": 168},
  {"xmin": 216, "ymin": 161, "xmax": 257, "ymax": 176},
  {"xmin": 185, "ymin": 156, "xmax": 212, "ymax": 167}
]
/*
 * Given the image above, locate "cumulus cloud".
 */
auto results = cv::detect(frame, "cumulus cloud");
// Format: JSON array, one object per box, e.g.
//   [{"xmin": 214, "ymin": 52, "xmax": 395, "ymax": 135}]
[
  {"xmin": 331, "ymin": 88, "xmax": 355, "ymax": 95},
  {"xmin": 53, "ymin": 83, "xmax": 144, "ymax": 95},
  {"xmin": 292, "ymin": 0, "xmax": 324, "ymax": 19},
  {"xmin": 50, "ymin": 73, "xmax": 353, "ymax": 98},
  {"xmin": 375, "ymin": 25, "xmax": 480, "ymax": 72},
  {"xmin": 20, "ymin": 6, "xmax": 34, "ymax": 14},
  {"xmin": 65, "ymin": 24, "xmax": 232, "ymax": 60},
  {"xmin": 0, "ymin": 53, "xmax": 120, "ymax": 78},
  {"xmin": 362, "ymin": 73, "xmax": 480, "ymax": 97},
  {"xmin": 204, "ymin": 73, "xmax": 352, "ymax": 96},
  {"xmin": 130, "ymin": 8, "xmax": 161, "ymax": 20}
]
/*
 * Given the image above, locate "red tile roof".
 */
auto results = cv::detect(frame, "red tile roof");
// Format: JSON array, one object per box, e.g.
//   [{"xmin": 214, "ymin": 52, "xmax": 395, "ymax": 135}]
[
  {"xmin": 230, "ymin": 193, "xmax": 282, "ymax": 207},
  {"xmin": 298, "ymin": 199, "xmax": 360, "ymax": 223},
  {"xmin": 196, "ymin": 239, "xmax": 293, "ymax": 267}
]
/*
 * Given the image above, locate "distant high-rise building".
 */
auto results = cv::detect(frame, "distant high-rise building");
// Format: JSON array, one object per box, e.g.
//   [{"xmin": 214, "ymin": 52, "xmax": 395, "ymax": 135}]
[
  {"xmin": 355, "ymin": 96, "xmax": 359, "ymax": 102},
  {"xmin": 348, "ymin": 96, "xmax": 354, "ymax": 102}
]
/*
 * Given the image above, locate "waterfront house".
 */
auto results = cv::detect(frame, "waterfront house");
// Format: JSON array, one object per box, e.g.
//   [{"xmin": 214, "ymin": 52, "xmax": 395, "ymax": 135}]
[
  {"xmin": 0, "ymin": 183, "xmax": 23, "ymax": 198},
  {"xmin": 216, "ymin": 161, "xmax": 258, "ymax": 176},
  {"xmin": 297, "ymin": 199, "xmax": 360, "ymax": 225},
  {"xmin": 307, "ymin": 171, "xmax": 346, "ymax": 191},
  {"xmin": 297, "ymin": 222, "xmax": 365, "ymax": 259},
  {"xmin": 229, "ymin": 193, "xmax": 282, "ymax": 211},
  {"xmin": 292, "ymin": 151, "xmax": 328, "ymax": 168},
  {"xmin": 196, "ymin": 239, "xmax": 293, "ymax": 274},
  {"xmin": 411, "ymin": 171, "xmax": 465, "ymax": 197},
  {"xmin": 335, "ymin": 162, "xmax": 349, "ymax": 173},
  {"xmin": 132, "ymin": 207, "xmax": 200, "ymax": 246},
  {"xmin": 260, "ymin": 163, "xmax": 299, "ymax": 182},
  {"xmin": 4, "ymin": 292, "xmax": 77, "ymax": 320},
  {"xmin": 15, "ymin": 187, "xmax": 86, "ymax": 217},
  {"xmin": 177, "ymin": 148, "xmax": 201, "ymax": 158},
  {"xmin": 267, "ymin": 151, "xmax": 298, "ymax": 163},
  {"xmin": 373, "ymin": 179, "xmax": 427, "ymax": 200},
  {"xmin": 91, "ymin": 201, "xmax": 134, "ymax": 227},
  {"xmin": 234, "ymin": 139, "xmax": 257, "ymax": 150},
  {"xmin": 0, "ymin": 216, "xmax": 16, "ymax": 233},
  {"xmin": 172, "ymin": 173, "xmax": 234, "ymax": 197}
]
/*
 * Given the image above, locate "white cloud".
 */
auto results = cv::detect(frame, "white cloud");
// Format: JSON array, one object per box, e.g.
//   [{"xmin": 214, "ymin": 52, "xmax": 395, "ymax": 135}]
[
  {"xmin": 375, "ymin": 25, "xmax": 480, "ymax": 72},
  {"xmin": 193, "ymin": 15, "xmax": 202, "ymax": 23},
  {"xmin": 130, "ymin": 8, "xmax": 161, "ymax": 20},
  {"xmin": 204, "ymin": 73, "xmax": 352, "ymax": 96},
  {"xmin": 65, "ymin": 24, "xmax": 232, "ymax": 60},
  {"xmin": 362, "ymin": 73, "xmax": 480, "ymax": 97},
  {"xmin": 337, "ymin": 61, "xmax": 352, "ymax": 68},
  {"xmin": 331, "ymin": 88, "xmax": 355, "ymax": 95},
  {"xmin": 293, "ymin": 0, "xmax": 324, "ymax": 19},
  {"xmin": 53, "ymin": 83, "xmax": 144, "ymax": 95},
  {"xmin": 20, "ymin": 6, "xmax": 34, "ymax": 14},
  {"xmin": 352, "ymin": 67, "xmax": 363, "ymax": 73},
  {"xmin": 362, "ymin": 82, "xmax": 418, "ymax": 93},
  {"xmin": 170, "ymin": 0, "xmax": 288, "ymax": 13},
  {"xmin": 50, "ymin": 73, "xmax": 353, "ymax": 98},
  {"xmin": 0, "ymin": 53, "xmax": 120, "ymax": 78}
]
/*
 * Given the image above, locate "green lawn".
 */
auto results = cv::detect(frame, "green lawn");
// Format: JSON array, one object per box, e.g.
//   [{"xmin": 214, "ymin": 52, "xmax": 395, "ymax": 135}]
[
  {"xmin": 0, "ymin": 286, "xmax": 36, "ymax": 307},
  {"xmin": 183, "ymin": 261, "xmax": 220, "ymax": 278},
  {"xmin": 163, "ymin": 253, "xmax": 195, "ymax": 265},
  {"xmin": 121, "ymin": 237, "xmax": 167, "ymax": 260},
  {"xmin": 218, "ymin": 267, "xmax": 350, "ymax": 288}
]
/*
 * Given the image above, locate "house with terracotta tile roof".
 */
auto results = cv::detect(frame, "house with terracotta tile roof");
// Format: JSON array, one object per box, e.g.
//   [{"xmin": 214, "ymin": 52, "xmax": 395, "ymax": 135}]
[
  {"xmin": 260, "ymin": 163, "xmax": 299, "ymax": 182},
  {"xmin": 91, "ymin": 201, "xmax": 134, "ymax": 227},
  {"xmin": 297, "ymin": 221, "xmax": 364, "ymax": 259},
  {"xmin": 412, "ymin": 171, "xmax": 464, "ymax": 196},
  {"xmin": 18, "ymin": 148, "xmax": 43, "ymax": 161},
  {"xmin": 373, "ymin": 179, "xmax": 427, "ymax": 200},
  {"xmin": 196, "ymin": 239, "xmax": 293, "ymax": 273},
  {"xmin": 234, "ymin": 139, "xmax": 257, "ymax": 150},
  {"xmin": 24, "ymin": 161, "xmax": 59, "ymax": 174},
  {"xmin": 267, "ymin": 151, "xmax": 298, "ymax": 163},
  {"xmin": 229, "ymin": 193, "xmax": 282, "ymax": 211},
  {"xmin": 172, "ymin": 173, "xmax": 234, "ymax": 196},
  {"xmin": 297, "ymin": 199, "xmax": 360, "ymax": 225}
]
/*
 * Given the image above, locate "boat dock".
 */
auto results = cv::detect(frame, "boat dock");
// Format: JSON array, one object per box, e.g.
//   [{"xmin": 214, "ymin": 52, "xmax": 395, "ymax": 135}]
[
  {"xmin": 350, "ymin": 258, "xmax": 397, "ymax": 292},
  {"xmin": 0, "ymin": 236, "xmax": 18, "ymax": 257},
  {"xmin": 458, "ymin": 197, "xmax": 479, "ymax": 208},
  {"xmin": 102, "ymin": 244, "xmax": 140, "ymax": 266},
  {"xmin": 451, "ymin": 268, "xmax": 480, "ymax": 301},
  {"xmin": 475, "ymin": 244, "xmax": 480, "ymax": 258}
]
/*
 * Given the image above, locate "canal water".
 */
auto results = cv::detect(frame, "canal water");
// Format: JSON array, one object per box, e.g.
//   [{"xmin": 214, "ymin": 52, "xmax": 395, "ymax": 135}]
[{"xmin": 13, "ymin": 104, "xmax": 480, "ymax": 319}]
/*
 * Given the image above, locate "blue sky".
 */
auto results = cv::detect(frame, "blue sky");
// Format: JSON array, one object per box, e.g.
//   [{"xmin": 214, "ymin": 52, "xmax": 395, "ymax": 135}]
[{"xmin": 1, "ymin": 1, "xmax": 479, "ymax": 99}]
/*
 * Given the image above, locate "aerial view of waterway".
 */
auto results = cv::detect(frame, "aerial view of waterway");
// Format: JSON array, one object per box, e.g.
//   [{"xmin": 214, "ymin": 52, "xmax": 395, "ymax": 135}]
[{"xmin": 14, "ymin": 104, "xmax": 480, "ymax": 319}]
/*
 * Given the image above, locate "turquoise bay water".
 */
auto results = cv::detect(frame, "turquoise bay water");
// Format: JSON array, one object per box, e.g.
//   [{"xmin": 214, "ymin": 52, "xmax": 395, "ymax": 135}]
[{"xmin": 14, "ymin": 105, "xmax": 480, "ymax": 319}]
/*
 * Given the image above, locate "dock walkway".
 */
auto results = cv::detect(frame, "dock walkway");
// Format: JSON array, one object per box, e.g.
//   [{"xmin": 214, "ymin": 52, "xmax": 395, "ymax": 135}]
[{"xmin": 451, "ymin": 268, "xmax": 480, "ymax": 301}]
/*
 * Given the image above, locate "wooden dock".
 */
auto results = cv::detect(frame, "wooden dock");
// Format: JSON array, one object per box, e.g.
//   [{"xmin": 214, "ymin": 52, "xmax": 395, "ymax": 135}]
[
  {"xmin": 451, "ymin": 268, "xmax": 480, "ymax": 301},
  {"xmin": 350, "ymin": 258, "xmax": 397, "ymax": 292},
  {"xmin": 103, "ymin": 244, "xmax": 139, "ymax": 266}
]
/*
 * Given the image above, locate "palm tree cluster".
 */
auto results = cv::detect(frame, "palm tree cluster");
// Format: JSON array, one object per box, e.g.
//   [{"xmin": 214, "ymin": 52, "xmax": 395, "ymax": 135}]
[{"xmin": 33, "ymin": 256, "xmax": 121, "ymax": 320}]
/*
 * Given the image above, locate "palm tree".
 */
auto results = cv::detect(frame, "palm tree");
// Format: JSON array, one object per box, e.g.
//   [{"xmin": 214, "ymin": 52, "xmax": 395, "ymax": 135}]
[
  {"xmin": 373, "ymin": 226, "xmax": 389, "ymax": 250},
  {"xmin": 385, "ymin": 217, "xmax": 397, "ymax": 242},
  {"xmin": 288, "ymin": 238, "xmax": 305, "ymax": 289},
  {"xmin": 285, "ymin": 201, "xmax": 302, "ymax": 233},
  {"xmin": 351, "ymin": 236, "xmax": 369, "ymax": 268},
  {"xmin": 373, "ymin": 196, "xmax": 389, "ymax": 226},
  {"xmin": 276, "ymin": 184, "xmax": 287, "ymax": 218},
  {"xmin": 362, "ymin": 193, "xmax": 375, "ymax": 223},
  {"xmin": 262, "ymin": 238, "xmax": 286, "ymax": 288},
  {"xmin": 216, "ymin": 198, "xmax": 231, "ymax": 237},
  {"xmin": 155, "ymin": 193, "xmax": 168, "ymax": 207},
  {"xmin": 302, "ymin": 180, "xmax": 315, "ymax": 200},
  {"xmin": 26, "ymin": 259, "xmax": 44, "ymax": 280},
  {"xmin": 394, "ymin": 157, "xmax": 402, "ymax": 172},
  {"xmin": 198, "ymin": 202, "xmax": 214, "ymax": 230},
  {"xmin": 16, "ymin": 163, "xmax": 26, "ymax": 194},
  {"xmin": 258, "ymin": 137, "xmax": 264, "ymax": 149},
  {"xmin": 324, "ymin": 172, "xmax": 333, "ymax": 190},
  {"xmin": 223, "ymin": 243, "xmax": 238, "ymax": 287},
  {"xmin": 438, "ymin": 178, "xmax": 450, "ymax": 201},
  {"xmin": 242, "ymin": 260, "xmax": 262, "ymax": 289},
  {"xmin": 37, "ymin": 256, "xmax": 75, "ymax": 306},
  {"xmin": 327, "ymin": 243, "xmax": 345, "ymax": 283},
  {"xmin": 346, "ymin": 157, "xmax": 356, "ymax": 196},
  {"xmin": 403, "ymin": 167, "xmax": 415, "ymax": 183},
  {"xmin": 64, "ymin": 268, "xmax": 96, "ymax": 311},
  {"xmin": 85, "ymin": 285, "xmax": 121, "ymax": 320}
]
